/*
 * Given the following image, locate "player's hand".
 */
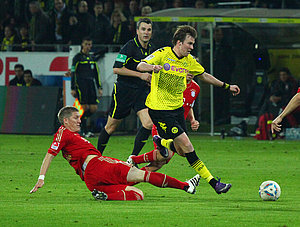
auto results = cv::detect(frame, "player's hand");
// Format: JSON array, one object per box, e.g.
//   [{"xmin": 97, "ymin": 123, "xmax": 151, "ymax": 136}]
[
  {"xmin": 153, "ymin": 65, "xmax": 163, "ymax": 73},
  {"xmin": 229, "ymin": 85, "xmax": 240, "ymax": 96},
  {"xmin": 65, "ymin": 69, "xmax": 71, "ymax": 77},
  {"xmin": 98, "ymin": 88, "xmax": 103, "ymax": 97},
  {"xmin": 71, "ymin": 90, "xmax": 77, "ymax": 98},
  {"xmin": 30, "ymin": 179, "xmax": 44, "ymax": 194},
  {"xmin": 190, "ymin": 120, "xmax": 200, "ymax": 131},
  {"xmin": 140, "ymin": 72, "xmax": 152, "ymax": 83},
  {"xmin": 271, "ymin": 116, "xmax": 282, "ymax": 133}
]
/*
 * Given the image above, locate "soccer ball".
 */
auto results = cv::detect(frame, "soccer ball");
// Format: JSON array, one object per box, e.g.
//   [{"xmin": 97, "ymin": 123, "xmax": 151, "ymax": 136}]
[{"xmin": 259, "ymin": 180, "xmax": 281, "ymax": 201}]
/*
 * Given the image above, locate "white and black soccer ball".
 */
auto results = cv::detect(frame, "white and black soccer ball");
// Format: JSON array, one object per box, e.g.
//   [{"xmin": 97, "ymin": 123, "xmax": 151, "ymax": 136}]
[{"xmin": 259, "ymin": 180, "xmax": 281, "ymax": 201}]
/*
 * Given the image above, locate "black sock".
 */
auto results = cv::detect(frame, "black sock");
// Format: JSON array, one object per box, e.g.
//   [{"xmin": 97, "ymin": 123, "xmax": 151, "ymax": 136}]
[
  {"xmin": 185, "ymin": 150, "xmax": 199, "ymax": 165},
  {"xmin": 81, "ymin": 117, "xmax": 87, "ymax": 134},
  {"xmin": 131, "ymin": 127, "xmax": 151, "ymax": 156},
  {"xmin": 209, "ymin": 178, "xmax": 217, "ymax": 188},
  {"xmin": 97, "ymin": 128, "xmax": 110, "ymax": 154}
]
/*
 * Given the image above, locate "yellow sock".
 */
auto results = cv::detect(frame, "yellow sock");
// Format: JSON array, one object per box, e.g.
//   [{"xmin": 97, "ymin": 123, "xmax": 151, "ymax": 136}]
[
  {"xmin": 191, "ymin": 160, "xmax": 214, "ymax": 182},
  {"xmin": 161, "ymin": 139, "xmax": 173, "ymax": 150}
]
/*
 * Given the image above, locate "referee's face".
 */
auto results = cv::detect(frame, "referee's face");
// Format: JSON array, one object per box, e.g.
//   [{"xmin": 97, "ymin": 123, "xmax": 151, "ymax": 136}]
[
  {"xmin": 82, "ymin": 40, "xmax": 92, "ymax": 53},
  {"xmin": 137, "ymin": 22, "xmax": 152, "ymax": 43}
]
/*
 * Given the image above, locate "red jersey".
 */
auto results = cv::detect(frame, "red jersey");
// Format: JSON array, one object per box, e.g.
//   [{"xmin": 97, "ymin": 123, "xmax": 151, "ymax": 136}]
[
  {"xmin": 48, "ymin": 126, "xmax": 102, "ymax": 180},
  {"xmin": 183, "ymin": 80, "xmax": 200, "ymax": 119}
]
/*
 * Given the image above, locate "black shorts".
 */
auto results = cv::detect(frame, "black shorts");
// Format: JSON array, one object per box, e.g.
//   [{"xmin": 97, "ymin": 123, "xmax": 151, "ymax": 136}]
[
  {"xmin": 109, "ymin": 82, "xmax": 149, "ymax": 119},
  {"xmin": 76, "ymin": 79, "xmax": 98, "ymax": 105},
  {"xmin": 148, "ymin": 107, "xmax": 187, "ymax": 139}
]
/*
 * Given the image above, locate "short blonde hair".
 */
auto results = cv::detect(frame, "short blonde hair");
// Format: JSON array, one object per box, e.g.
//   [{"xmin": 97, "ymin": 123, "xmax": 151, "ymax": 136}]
[{"xmin": 57, "ymin": 106, "xmax": 78, "ymax": 125}]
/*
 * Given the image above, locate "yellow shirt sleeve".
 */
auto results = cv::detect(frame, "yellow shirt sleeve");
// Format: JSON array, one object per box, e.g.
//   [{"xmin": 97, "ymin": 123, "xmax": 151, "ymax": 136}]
[
  {"xmin": 188, "ymin": 55, "xmax": 205, "ymax": 76},
  {"xmin": 143, "ymin": 48, "xmax": 166, "ymax": 65}
]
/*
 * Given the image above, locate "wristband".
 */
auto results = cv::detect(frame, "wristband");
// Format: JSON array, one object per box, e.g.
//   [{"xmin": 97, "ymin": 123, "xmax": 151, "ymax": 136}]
[
  {"xmin": 222, "ymin": 82, "xmax": 230, "ymax": 90},
  {"xmin": 38, "ymin": 175, "xmax": 45, "ymax": 180}
]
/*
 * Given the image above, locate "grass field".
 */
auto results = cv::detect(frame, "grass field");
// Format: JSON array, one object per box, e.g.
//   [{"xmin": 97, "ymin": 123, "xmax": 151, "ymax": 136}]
[{"xmin": 0, "ymin": 134, "xmax": 299, "ymax": 226}]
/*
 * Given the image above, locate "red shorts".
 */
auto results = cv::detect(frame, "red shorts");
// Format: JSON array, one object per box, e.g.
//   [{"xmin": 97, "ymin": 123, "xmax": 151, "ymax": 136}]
[{"xmin": 84, "ymin": 156, "xmax": 132, "ymax": 192}]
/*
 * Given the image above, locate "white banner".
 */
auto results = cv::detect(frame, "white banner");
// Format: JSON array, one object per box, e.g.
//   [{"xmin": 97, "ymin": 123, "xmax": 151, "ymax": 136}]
[{"xmin": 0, "ymin": 52, "xmax": 69, "ymax": 86}]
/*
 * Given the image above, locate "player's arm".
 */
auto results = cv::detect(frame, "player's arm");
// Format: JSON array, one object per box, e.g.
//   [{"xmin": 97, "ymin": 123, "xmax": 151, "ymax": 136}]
[
  {"xmin": 272, "ymin": 92, "xmax": 300, "ymax": 133},
  {"xmin": 198, "ymin": 72, "xmax": 240, "ymax": 96},
  {"xmin": 30, "ymin": 153, "xmax": 55, "ymax": 193},
  {"xmin": 113, "ymin": 66, "xmax": 152, "ymax": 83},
  {"xmin": 137, "ymin": 62, "xmax": 162, "ymax": 73},
  {"xmin": 186, "ymin": 108, "xmax": 199, "ymax": 131}
]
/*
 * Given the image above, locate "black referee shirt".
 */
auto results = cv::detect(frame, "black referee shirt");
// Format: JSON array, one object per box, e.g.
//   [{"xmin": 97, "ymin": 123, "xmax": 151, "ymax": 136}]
[{"xmin": 113, "ymin": 36, "xmax": 155, "ymax": 88}]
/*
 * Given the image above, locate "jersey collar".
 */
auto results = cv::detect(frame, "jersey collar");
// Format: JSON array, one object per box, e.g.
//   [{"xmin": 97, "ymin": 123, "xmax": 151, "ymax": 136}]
[{"xmin": 134, "ymin": 36, "xmax": 151, "ymax": 56}]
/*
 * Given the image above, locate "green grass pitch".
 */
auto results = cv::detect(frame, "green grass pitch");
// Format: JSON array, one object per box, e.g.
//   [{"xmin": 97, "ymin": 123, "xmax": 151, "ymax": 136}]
[{"xmin": 0, "ymin": 134, "xmax": 299, "ymax": 226}]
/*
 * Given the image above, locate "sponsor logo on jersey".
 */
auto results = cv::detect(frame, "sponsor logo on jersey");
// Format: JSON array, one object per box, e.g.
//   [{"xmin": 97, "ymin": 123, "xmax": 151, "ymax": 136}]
[
  {"xmin": 163, "ymin": 63, "xmax": 171, "ymax": 71},
  {"xmin": 171, "ymin": 127, "xmax": 178, "ymax": 134},
  {"xmin": 51, "ymin": 141, "xmax": 60, "ymax": 150},
  {"xmin": 116, "ymin": 54, "xmax": 127, "ymax": 63},
  {"xmin": 158, "ymin": 122, "xmax": 167, "ymax": 133},
  {"xmin": 191, "ymin": 89, "xmax": 196, "ymax": 97}
]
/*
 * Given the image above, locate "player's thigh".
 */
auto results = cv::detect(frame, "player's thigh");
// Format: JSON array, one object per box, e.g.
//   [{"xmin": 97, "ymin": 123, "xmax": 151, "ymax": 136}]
[
  {"xmin": 109, "ymin": 83, "xmax": 136, "ymax": 119},
  {"xmin": 149, "ymin": 108, "xmax": 186, "ymax": 139},
  {"xmin": 133, "ymin": 86, "xmax": 149, "ymax": 113},
  {"xmin": 76, "ymin": 79, "xmax": 89, "ymax": 104}
]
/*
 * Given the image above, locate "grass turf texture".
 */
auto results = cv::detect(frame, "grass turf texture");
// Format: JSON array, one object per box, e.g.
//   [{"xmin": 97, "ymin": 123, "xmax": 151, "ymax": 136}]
[{"xmin": 0, "ymin": 134, "xmax": 299, "ymax": 226}]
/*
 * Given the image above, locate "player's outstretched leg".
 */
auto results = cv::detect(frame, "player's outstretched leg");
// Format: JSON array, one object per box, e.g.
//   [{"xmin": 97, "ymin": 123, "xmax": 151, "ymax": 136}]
[
  {"xmin": 185, "ymin": 174, "xmax": 201, "ymax": 194},
  {"xmin": 214, "ymin": 178, "xmax": 232, "ymax": 194},
  {"xmin": 153, "ymin": 135, "xmax": 170, "ymax": 158}
]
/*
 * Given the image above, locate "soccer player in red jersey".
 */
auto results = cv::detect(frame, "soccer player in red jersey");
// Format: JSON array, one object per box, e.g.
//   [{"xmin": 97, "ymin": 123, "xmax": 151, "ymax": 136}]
[
  {"xmin": 30, "ymin": 106, "xmax": 200, "ymax": 201},
  {"xmin": 127, "ymin": 73, "xmax": 200, "ymax": 172}
]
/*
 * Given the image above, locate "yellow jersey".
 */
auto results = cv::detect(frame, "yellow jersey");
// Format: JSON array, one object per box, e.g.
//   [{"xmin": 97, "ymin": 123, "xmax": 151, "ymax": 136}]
[{"xmin": 143, "ymin": 47, "xmax": 205, "ymax": 110}]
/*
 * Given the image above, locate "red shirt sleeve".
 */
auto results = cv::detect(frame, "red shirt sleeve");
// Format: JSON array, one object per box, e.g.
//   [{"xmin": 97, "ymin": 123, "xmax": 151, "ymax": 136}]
[
  {"xmin": 297, "ymin": 87, "xmax": 300, "ymax": 93},
  {"xmin": 48, "ymin": 126, "xmax": 67, "ymax": 156}
]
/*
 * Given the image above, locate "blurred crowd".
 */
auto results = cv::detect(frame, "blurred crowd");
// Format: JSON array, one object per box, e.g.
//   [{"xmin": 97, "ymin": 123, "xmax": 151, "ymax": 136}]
[{"xmin": 1, "ymin": 0, "xmax": 300, "ymax": 51}]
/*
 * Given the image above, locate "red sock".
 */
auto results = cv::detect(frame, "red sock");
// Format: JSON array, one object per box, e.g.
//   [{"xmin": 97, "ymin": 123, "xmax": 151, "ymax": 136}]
[
  {"xmin": 143, "ymin": 171, "xmax": 188, "ymax": 190},
  {"xmin": 132, "ymin": 150, "xmax": 157, "ymax": 164},
  {"xmin": 107, "ymin": 190, "xmax": 144, "ymax": 200}
]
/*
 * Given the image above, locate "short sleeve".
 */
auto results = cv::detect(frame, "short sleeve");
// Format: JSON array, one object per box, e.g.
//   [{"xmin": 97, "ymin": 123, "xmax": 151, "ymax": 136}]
[
  {"xmin": 113, "ymin": 42, "xmax": 131, "ymax": 68},
  {"xmin": 188, "ymin": 56, "xmax": 205, "ymax": 76},
  {"xmin": 142, "ymin": 48, "xmax": 163, "ymax": 65},
  {"xmin": 48, "ymin": 129, "xmax": 66, "ymax": 156}
]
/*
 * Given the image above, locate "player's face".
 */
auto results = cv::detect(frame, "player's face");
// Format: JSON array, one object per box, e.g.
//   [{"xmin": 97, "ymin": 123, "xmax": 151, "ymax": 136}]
[
  {"xmin": 178, "ymin": 35, "xmax": 194, "ymax": 57},
  {"xmin": 137, "ymin": 22, "xmax": 152, "ymax": 43},
  {"xmin": 82, "ymin": 40, "xmax": 92, "ymax": 53},
  {"xmin": 64, "ymin": 112, "xmax": 81, "ymax": 132}
]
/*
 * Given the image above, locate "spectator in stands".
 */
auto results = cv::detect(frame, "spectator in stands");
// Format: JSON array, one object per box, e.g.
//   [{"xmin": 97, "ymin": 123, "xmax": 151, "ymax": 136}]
[
  {"xmin": 24, "ymin": 69, "xmax": 42, "ymax": 86},
  {"xmin": 258, "ymin": 67, "xmax": 298, "ymax": 128},
  {"xmin": 1, "ymin": 25, "xmax": 20, "ymax": 51},
  {"xmin": 141, "ymin": 6, "xmax": 152, "ymax": 16},
  {"xmin": 128, "ymin": 0, "xmax": 140, "ymax": 19},
  {"xmin": 48, "ymin": 0, "xmax": 72, "ymax": 44},
  {"xmin": 68, "ymin": 0, "xmax": 93, "ymax": 45},
  {"xmin": 172, "ymin": 0, "xmax": 183, "ymax": 8},
  {"xmin": 17, "ymin": 24, "xmax": 31, "ymax": 51},
  {"xmin": 195, "ymin": 0, "xmax": 207, "ymax": 8},
  {"xmin": 90, "ymin": 1, "xmax": 112, "ymax": 44},
  {"xmin": 139, "ymin": 0, "xmax": 167, "ymax": 12},
  {"xmin": 103, "ymin": 0, "xmax": 114, "ymax": 19},
  {"xmin": 110, "ymin": 9, "xmax": 131, "ymax": 45},
  {"xmin": 9, "ymin": 64, "xmax": 26, "ymax": 86},
  {"xmin": 28, "ymin": 1, "xmax": 53, "ymax": 50}
]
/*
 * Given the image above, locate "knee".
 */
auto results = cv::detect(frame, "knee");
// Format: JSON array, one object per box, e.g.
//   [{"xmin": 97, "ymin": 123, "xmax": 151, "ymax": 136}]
[
  {"xmin": 142, "ymin": 121, "xmax": 153, "ymax": 130},
  {"xmin": 126, "ymin": 186, "xmax": 144, "ymax": 200}
]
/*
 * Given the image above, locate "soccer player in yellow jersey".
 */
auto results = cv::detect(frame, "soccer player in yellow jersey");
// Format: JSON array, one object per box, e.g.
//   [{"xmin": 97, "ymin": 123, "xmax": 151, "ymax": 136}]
[{"xmin": 137, "ymin": 25, "xmax": 240, "ymax": 194}]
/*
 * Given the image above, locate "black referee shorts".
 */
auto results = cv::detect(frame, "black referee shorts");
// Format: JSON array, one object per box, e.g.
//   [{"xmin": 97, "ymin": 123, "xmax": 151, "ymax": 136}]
[
  {"xmin": 76, "ymin": 79, "xmax": 98, "ymax": 105},
  {"xmin": 109, "ymin": 82, "xmax": 149, "ymax": 119},
  {"xmin": 148, "ymin": 107, "xmax": 187, "ymax": 139}
]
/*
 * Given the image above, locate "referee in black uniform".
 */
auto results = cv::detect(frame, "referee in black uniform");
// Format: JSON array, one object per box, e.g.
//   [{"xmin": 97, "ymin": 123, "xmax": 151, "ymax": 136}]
[
  {"xmin": 70, "ymin": 37, "xmax": 102, "ymax": 137},
  {"xmin": 97, "ymin": 18, "xmax": 154, "ymax": 157}
]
